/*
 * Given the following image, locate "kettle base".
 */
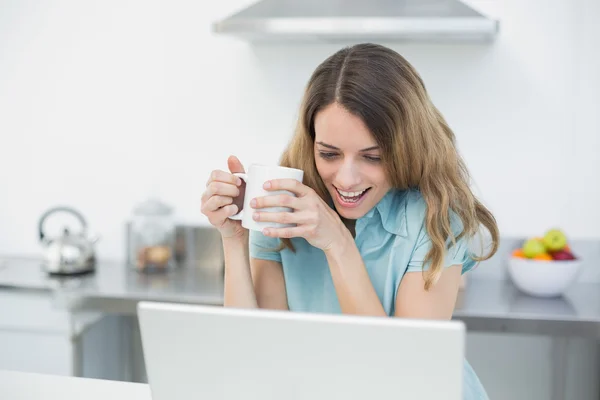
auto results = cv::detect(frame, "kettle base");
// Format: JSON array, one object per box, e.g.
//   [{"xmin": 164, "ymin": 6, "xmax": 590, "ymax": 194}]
[{"xmin": 47, "ymin": 268, "xmax": 95, "ymax": 277}]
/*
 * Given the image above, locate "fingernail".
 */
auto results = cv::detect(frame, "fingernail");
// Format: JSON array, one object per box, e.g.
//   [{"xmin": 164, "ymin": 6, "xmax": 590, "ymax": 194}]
[
  {"xmin": 253, "ymin": 212, "xmax": 259, "ymax": 221},
  {"xmin": 236, "ymin": 177, "xmax": 242, "ymax": 186},
  {"xmin": 250, "ymin": 198, "xmax": 257, "ymax": 207},
  {"xmin": 263, "ymin": 181, "xmax": 271, "ymax": 189},
  {"xmin": 262, "ymin": 228, "xmax": 270, "ymax": 236}
]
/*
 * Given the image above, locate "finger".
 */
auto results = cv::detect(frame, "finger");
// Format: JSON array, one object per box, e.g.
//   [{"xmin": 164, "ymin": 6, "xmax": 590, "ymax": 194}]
[
  {"xmin": 252, "ymin": 210, "xmax": 303, "ymax": 225},
  {"xmin": 227, "ymin": 155, "xmax": 245, "ymax": 174},
  {"xmin": 251, "ymin": 194, "xmax": 300, "ymax": 210},
  {"xmin": 208, "ymin": 204, "xmax": 239, "ymax": 225},
  {"xmin": 262, "ymin": 226, "xmax": 305, "ymax": 239},
  {"xmin": 204, "ymin": 181, "xmax": 240, "ymax": 199},
  {"xmin": 203, "ymin": 195, "xmax": 233, "ymax": 212},
  {"xmin": 263, "ymin": 179, "xmax": 309, "ymax": 196},
  {"xmin": 206, "ymin": 170, "xmax": 241, "ymax": 187}
]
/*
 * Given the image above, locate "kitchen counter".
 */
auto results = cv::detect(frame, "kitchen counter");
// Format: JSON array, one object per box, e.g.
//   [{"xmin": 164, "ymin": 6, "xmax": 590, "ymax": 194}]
[
  {"xmin": 0, "ymin": 257, "xmax": 224, "ymax": 314},
  {"xmin": 1, "ymin": 257, "xmax": 596, "ymax": 399},
  {"xmin": 454, "ymin": 277, "xmax": 600, "ymax": 337},
  {"xmin": 1, "ymin": 256, "xmax": 599, "ymax": 337}
]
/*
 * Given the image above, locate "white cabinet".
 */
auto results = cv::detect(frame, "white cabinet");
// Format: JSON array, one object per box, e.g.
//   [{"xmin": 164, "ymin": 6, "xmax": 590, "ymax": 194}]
[
  {"xmin": 0, "ymin": 330, "xmax": 73, "ymax": 375},
  {"xmin": 0, "ymin": 288, "xmax": 136, "ymax": 381},
  {"xmin": 0, "ymin": 290, "xmax": 75, "ymax": 375}
]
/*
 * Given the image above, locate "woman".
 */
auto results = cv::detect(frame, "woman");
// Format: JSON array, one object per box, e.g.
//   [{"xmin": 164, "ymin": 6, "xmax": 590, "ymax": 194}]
[{"xmin": 201, "ymin": 43, "xmax": 499, "ymax": 399}]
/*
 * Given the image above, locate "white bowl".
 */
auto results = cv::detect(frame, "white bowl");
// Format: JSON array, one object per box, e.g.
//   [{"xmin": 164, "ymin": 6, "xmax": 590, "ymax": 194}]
[{"xmin": 507, "ymin": 257, "xmax": 582, "ymax": 297}]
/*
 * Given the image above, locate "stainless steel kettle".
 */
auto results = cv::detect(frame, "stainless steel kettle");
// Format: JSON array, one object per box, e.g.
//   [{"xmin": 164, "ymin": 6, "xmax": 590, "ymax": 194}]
[{"xmin": 38, "ymin": 206, "xmax": 99, "ymax": 275}]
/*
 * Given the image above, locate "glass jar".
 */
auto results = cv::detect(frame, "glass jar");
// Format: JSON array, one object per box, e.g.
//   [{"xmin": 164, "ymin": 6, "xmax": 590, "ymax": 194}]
[{"xmin": 129, "ymin": 198, "xmax": 175, "ymax": 273}]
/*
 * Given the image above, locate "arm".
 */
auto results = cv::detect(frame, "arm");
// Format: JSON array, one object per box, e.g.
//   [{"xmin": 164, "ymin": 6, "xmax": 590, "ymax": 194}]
[
  {"xmin": 324, "ymin": 233, "xmax": 387, "ymax": 317},
  {"xmin": 250, "ymin": 258, "xmax": 289, "ymax": 310},
  {"xmin": 325, "ymin": 232, "xmax": 462, "ymax": 319},
  {"xmin": 223, "ymin": 233, "xmax": 289, "ymax": 310},
  {"xmin": 222, "ymin": 234, "xmax": 257, "ymax": 308},
  {"xmin": 394, "ymin": 265, "xmax": 462, "ymax": 319}
]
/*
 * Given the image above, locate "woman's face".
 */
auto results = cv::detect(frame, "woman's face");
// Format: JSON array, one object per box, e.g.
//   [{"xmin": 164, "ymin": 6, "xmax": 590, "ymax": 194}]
[{"xmin": 313, "ymin": 103, "xmax": 392, "ymax": 220}]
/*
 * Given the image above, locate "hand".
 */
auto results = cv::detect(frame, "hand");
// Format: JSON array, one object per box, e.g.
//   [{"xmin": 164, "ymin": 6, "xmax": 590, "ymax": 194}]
[
  {"xmin": 251, "ymin": 179, "xmax": 349, "ymax": 251},
  {"xmin": 200, "ymin": 155, "xmax": 246, "ymax": 239}
]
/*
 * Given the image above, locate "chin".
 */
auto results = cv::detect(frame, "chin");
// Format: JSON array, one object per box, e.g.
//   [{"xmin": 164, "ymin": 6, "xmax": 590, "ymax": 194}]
[{"xmin": 334, "ymin": 207, "xmax": 367, "ymax": 220}]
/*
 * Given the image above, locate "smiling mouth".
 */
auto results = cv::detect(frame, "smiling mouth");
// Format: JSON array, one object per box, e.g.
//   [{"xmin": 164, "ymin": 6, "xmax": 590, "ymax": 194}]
[{"xmin": 334, "ymin": 187, "xmax": 371, "ymax": 203}]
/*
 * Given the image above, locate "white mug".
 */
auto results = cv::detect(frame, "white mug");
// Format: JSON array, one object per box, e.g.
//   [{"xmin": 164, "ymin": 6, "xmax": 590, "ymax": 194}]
[{"xmin": 228, "ymin": 164, "xmax": 304, "ymax": 232}]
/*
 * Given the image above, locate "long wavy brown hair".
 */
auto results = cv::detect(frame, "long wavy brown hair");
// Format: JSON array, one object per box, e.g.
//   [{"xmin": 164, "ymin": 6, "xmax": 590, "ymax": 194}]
[{"xmin": 278, "ymin": 43, "xmax": 499, "ymax": 290}]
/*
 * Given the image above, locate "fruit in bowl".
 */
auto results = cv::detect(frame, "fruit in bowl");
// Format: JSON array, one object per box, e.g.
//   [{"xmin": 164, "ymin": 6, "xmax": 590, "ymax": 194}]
[
  {"xmin": 521, "ymin": 238, "xmax": 547, "ymax": 258},
  {"xmin": 508, "ymin": 229, "xmax": 582, "ymax": 297},
  {"xmin": 511, "ymin": 229, "xmax": 577, "ymax": 262},
  {"xmin": 542, "ymin": 229, "xmax": 568, "ymax": 252}
]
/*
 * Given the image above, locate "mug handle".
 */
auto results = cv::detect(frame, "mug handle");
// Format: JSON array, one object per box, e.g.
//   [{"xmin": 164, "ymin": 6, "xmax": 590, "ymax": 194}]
[{"xmin": 228, "ymin": 172, "xmax": 248, "ymax": 221}]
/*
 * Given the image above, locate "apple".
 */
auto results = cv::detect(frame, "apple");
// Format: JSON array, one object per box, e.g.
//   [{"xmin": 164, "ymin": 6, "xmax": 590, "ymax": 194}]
[
  {"xmin": 551, "ymin": 250, "xmax": 576, "ymax": 261},
  {"xmin": 522, "ymin": 238, "xmax": 546, "ymax": 258},
  {"xmin": 542, "ymin": 229, "xmax": 568, "ymax": 252}
]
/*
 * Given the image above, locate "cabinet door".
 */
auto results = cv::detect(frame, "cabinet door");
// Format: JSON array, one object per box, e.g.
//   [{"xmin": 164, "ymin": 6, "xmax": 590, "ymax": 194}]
[
  {"xmin": 0, "ymin": 290, "xmax": 71, "ymax": 332},
  {"xmin": 0, "ymin": 330, "xmax": 72, "ymax": 375},
  {"xmin": 0, "ymin": 290, "xmax": 74, "ymax": 375},
  {"xmin": 0, "ymin": 290, "xmax": 127, "ymax": 380}
]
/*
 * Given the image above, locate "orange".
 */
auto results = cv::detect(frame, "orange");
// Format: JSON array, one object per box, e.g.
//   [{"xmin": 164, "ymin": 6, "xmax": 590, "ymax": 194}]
[
  {"xmin": 564, "ymin": 244, "xmax": 571, "ymax": 252},
  {"xmin": 533, "ymin": 253, "xmax": 553, "ymax": 261},
  {"xmin": 512, "ymin": 249, "xmax": 526, "ymax": 258}
]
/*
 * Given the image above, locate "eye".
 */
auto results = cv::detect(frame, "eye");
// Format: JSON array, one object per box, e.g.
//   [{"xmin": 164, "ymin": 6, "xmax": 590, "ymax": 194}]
[
  {"xmin": 318, "ymin": 152, "xmax": 339, "ymax": 160},
  {"xmin": 364, "ymin": 155, "xmax": 381, "ymax": 162}
]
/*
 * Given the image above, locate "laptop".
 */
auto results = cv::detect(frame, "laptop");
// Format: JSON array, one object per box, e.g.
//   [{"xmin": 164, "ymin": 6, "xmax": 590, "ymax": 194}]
[{"xmin": 137, "ymin": 302, "xmax": 465, "ymax": 400}]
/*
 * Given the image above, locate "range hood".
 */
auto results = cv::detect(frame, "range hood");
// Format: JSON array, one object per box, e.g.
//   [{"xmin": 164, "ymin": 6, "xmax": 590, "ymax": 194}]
[{"xmin": 212, "ymin": 0, "xmax": 499, "ymax": 43}]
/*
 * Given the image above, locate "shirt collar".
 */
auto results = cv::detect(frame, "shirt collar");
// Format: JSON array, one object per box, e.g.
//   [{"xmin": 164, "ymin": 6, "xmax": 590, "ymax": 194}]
[{"xmin": 362, "ymin": 189, "xmax": 409, "ymax": 237}]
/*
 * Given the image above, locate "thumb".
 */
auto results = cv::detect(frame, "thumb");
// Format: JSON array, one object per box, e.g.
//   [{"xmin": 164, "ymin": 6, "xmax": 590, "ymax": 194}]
[{"xmin": 227, "ymin": 155, "xmax": 245, "ymax": 174}]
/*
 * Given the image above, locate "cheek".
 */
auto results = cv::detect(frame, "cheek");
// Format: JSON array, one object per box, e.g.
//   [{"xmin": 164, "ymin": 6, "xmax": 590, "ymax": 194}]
[
  {"xmin": 368, "ymin": 165, "xmax": 389, "ymax": 185},
  {"xmin": 315, "ymin": 159, "xmax": 335, "ymax": 182}
]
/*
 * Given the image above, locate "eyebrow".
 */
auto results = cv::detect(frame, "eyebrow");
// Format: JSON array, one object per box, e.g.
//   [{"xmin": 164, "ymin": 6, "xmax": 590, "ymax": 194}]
[{"xmin": 316, "ymin": 141, "xmax": 379, "ymax": 152}]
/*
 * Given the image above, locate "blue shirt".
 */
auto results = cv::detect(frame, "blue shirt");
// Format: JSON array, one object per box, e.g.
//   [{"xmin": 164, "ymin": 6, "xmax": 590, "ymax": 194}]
[{"xmin": 249, "ymin": 188, "xmax": 488, "ymax": 400}]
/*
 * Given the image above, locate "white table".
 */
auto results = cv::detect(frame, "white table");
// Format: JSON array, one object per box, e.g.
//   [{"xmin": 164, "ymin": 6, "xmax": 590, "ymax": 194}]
[{"xmin": 0, "ymin": 370, "xmax": 151, "ymax": 400}]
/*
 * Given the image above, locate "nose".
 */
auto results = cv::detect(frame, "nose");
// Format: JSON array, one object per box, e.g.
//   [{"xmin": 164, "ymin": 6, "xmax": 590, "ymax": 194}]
[{"xmin": 334, "ymin": 159, "xmax": 361, "ymax": 190}]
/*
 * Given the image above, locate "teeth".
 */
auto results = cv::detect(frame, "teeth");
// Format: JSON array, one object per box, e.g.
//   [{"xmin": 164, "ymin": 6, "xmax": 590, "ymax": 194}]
[{"xmin": 337, "ymin": 188, "xmax": 367, "ymax": 198}]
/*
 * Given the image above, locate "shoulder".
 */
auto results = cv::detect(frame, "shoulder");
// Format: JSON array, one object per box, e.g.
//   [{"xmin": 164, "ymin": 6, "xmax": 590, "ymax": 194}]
[
  {"xmin": 404, "ymin": 189, "xmax": 427, "ymax": 218},
  {"xmin": 376, "ymin": 189, "xmax": 426, "ymax": 239},
  {"xmin": 402, "ymin": 189, "xmax": 429, "ymax": 239},
  {"xmin": 402, "ymin": 190, "xmax": 476, "ymax": 273},
  {"xmin": 402, "ymin": 189, "xmax": 466, "ymax": 240}
]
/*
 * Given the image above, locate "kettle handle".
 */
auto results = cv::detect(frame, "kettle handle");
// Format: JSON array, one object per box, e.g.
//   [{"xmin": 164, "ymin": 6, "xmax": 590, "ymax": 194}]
[{"xmin": 38, "ymin": 206, "xmax": 88, "ymax": 242}]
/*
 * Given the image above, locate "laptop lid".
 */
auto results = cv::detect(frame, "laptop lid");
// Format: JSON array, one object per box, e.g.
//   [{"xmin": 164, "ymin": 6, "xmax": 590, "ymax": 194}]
[{"xmin": 137, "ymin": 302, "xmax": 464, "ymax": 400}]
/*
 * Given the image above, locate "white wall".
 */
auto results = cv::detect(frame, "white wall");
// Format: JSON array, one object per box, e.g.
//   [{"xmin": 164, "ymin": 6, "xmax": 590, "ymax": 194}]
[
  {"xmin": 1, "ymin": 1, "xmax": 600, "ymax": 398},
  {"xmin": 1, "ymin": 0, "xmax": 599, "ymax": 262}
]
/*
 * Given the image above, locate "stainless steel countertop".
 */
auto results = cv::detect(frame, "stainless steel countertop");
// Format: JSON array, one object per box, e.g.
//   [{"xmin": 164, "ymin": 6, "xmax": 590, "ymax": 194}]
[
  {"xmin": 1, "ymin": 257, "xmax": 599, "ymax": 337},
  {"xmin": 0, "ymin": 258, "xmax": 224, "ymax": 314},
  {"xmin": 453, "ymin": 277, "xmax": 600, "ymax": 337}
]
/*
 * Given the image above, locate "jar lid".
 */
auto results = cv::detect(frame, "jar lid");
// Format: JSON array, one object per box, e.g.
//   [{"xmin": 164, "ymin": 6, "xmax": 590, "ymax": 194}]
[{"xmin": 133, "ymin": 197, "xmax": 173, "ymax": 216}]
